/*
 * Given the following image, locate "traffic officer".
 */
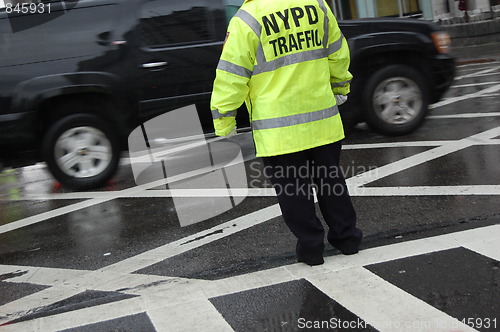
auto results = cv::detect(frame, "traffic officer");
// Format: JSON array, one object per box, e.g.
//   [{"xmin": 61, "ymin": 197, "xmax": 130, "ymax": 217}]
[{"xmin": 211, "ymin": 0, "xmax": 362, "ymax": 265}]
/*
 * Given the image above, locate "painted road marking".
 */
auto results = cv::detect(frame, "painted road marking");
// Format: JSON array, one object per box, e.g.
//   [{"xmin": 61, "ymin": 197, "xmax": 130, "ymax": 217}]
[
  {"xmin": 8, "ymin": 184, "xmax": 500, "ymax": 201},
  {"xmin": 343, "ymin": 139, "xmax": 500, "ymax": 149},
  {"xmin": 455, "ymin": 67, "xmax": 499, "ymax": 80},
  {"xmin": 2, "ymin": 137, "xmax": 500, "ymax": 201},
  {"xmin": 0, "ymin": 270, "xmax": 192, "ymax": 324},
  {"xmin": 308, "ymin": 267, "xmax": 475, "ymax": 332},
  {"xmin": 0, "ymin": 156, "xmax": 246, "ymax": 234},
  {"xmin": 1, "ymin": 224, "xmax": 498, "ymax": 331},
  {"xmin": 451, "ymin": 81, "xmax": 500, "ymax": 88},
  {"xmin": 463, "ymin": 237, "xmax": 500, "ymax": 262},
  {"xmin": 347, "ymin": 126, "xmax": 500, "ymax": 187},
  {"xmin": 428, "ymin": 112, "xmax": 500, "ymax": 119},
  {"xmin": 147, "ymin": 299, "xmax": 233, "ymax": 332},
  {"xmin": 354, "ymin": 185, "xmax": 500, "ymax": 196},
  {"xmin": 429, "ymin": 84, "xmax": 500, "ymax": 109},
  {"xmin": 456, "ymin": 61, "xmax": 498, "ymax": 69},
  {"xmin": 96, "ymin": 203, "xmax": 283, "ymax": 275},
  {"xmin": 1, "ymin": 126, "xmax": 499, "ymax": 234}
]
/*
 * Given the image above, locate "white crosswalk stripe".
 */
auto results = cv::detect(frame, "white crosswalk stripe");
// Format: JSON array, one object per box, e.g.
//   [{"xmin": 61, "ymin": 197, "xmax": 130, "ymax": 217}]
[
  {"xmin": 308, "ymin": 268, "xmax": 476, "ymax": 332},
  {"xmin": 1, "ymin": 224, "xmax": 498, "ymax": 331}
]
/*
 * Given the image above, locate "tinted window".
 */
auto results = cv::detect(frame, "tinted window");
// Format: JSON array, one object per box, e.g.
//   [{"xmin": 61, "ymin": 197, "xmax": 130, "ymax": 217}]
[
  {"xmin": 0, "ymin": 1, "xmax": 117, "ymax": 67},
  {"xmin": 139, "ymin": 0, "xmax": 224, "ymax": 47}
]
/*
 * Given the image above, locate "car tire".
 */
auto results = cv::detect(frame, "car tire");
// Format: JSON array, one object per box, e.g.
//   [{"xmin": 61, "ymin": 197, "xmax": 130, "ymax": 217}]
[
  {"xmin": 42, "ymin": 113, "xmax": 120, "ymax": 190},
  {"xmin": 363, "ymin": 64, "xmax": 429, "ymax": 136}
]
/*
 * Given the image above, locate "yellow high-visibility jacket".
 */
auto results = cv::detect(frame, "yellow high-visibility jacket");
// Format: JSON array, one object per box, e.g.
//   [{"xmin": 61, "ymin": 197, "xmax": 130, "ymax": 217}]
[{"xmin": 211, "ymin": 0, "xmax": 352, "ymax": 157}]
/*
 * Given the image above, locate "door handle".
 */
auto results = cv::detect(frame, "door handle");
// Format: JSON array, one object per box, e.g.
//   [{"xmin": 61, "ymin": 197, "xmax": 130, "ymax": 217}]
[
  {"xmin": 96, "ymin": 31, "xmax": 111, "ymax": 46},
  {"xmin": 141, "ymin": 61, "xmax": 168, "ymax": 69}
]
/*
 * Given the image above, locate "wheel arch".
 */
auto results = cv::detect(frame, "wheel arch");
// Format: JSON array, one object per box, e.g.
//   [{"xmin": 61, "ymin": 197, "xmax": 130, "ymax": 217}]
[
  {"xmin": 37, "ymin": 92, "xmax": 132, "ymax": 150},
  {"xmin": 11, "ymin": 72, "xmax": 132, "ymax": 148},
  {"xmin": 351, "ymin": 49, "xmax": 431, "ymax": 87}
]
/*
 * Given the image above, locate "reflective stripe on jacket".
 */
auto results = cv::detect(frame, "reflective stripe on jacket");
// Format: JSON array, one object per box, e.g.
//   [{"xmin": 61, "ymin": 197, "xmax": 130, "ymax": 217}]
[{"xmin": 211, "ymin": 0, "xmax": 353, "ymax": 157}]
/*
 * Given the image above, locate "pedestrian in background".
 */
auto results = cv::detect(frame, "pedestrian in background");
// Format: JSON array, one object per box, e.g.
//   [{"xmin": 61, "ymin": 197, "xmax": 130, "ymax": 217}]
[{"xmin": 211, "ymin": 0, "xmax": 362, "ymax": 265}]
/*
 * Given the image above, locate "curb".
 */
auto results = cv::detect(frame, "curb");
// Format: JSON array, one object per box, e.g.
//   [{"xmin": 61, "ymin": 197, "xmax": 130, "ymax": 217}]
[
  {"xmin": 451, "ymin": 42, "xmax": 500, "ymax": 65},
  {"xmin": 443, "ymin": 20, "xmax": 500, "ymax": 47},
  {"xmin": 456, "ymin": 58, "xmax": 497, "ymax": 65}
]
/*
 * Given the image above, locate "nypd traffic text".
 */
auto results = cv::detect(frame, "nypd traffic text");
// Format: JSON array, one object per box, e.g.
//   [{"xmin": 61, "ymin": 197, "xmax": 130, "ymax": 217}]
[{"xmin": 262, "ymin": 5, "xmax": 323, "ymax": 57}]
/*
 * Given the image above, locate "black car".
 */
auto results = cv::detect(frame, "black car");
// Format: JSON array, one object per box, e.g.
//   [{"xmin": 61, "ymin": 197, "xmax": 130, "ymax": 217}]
[
  {"xmin": 0, "ymin": 0, "xmax": 455, "ymax": 190},
  {"xmin": 340, "ymin": 18, "xmax": 455, "ymax": 135}
]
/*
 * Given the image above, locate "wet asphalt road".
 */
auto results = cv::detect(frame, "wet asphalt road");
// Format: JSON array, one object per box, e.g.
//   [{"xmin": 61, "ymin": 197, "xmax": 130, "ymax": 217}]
[{"xmin": 0, "ymin": 58, "xmax": 499, "ymax": 331}]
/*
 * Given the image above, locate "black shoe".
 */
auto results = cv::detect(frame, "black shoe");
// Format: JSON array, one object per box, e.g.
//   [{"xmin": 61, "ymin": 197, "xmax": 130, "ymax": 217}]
[
  {"xmin": 334, "ymin": 245, "xmax": 359, "ymax": 255},
  {"xmin": 297, "ymin": 255, "xmax": 324, "ymax": 266},
  {"xmin": 296, "ymin": 241, "xmax": 324, "ymax": 266},
  {"xmin": 329, "ymin": 229, "xmax": 362, "ymax": 255}
]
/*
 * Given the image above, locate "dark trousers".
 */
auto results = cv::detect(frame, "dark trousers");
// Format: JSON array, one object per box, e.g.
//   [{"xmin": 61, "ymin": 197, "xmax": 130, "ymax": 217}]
[{"xmin": 262, "ymin": 141, "xmax": 360, "ymax": 258}]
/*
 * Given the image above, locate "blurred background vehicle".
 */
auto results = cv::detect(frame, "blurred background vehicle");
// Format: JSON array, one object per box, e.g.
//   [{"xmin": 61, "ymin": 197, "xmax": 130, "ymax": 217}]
[{"xmin": 0, "ymin": 0, "xmax": 454, "ymax": 190}]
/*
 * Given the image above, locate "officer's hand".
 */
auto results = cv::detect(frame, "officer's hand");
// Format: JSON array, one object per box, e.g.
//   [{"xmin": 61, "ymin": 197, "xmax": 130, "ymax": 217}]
[{"xmin": 335, "ymin": 95, "xmax": 348, "ymax": 106}]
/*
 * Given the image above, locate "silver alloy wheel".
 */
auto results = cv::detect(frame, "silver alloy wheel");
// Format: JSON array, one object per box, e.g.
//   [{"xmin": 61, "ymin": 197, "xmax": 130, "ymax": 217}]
[
  {"xmin": 372, "ymin": 77, "xmax": 423, "ymax": 125},
  {"xmin": 54, "ymin": 126, "xmax": 112, "ymax": 178}
]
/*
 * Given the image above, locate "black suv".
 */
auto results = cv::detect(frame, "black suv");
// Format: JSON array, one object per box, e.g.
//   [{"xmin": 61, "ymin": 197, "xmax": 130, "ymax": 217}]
[{"xmin": 0, "ymin": 0, "xmax": 455, "ymax": 190}]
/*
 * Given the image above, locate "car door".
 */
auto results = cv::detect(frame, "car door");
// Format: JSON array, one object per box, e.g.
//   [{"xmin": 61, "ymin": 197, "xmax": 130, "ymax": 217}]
[{"xmin": 132, "ymin": 0, "xmax": 227, "ymax": 122}]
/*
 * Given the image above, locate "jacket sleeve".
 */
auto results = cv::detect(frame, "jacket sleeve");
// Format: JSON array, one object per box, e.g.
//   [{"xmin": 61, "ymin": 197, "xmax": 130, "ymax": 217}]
[
  {"xmin": 325, "ymin": 5, "xmax": 353, "ymax": 96},
  {"xmin": 210, "ymin": 13, "xmax": 258, "ymax": 136}
]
